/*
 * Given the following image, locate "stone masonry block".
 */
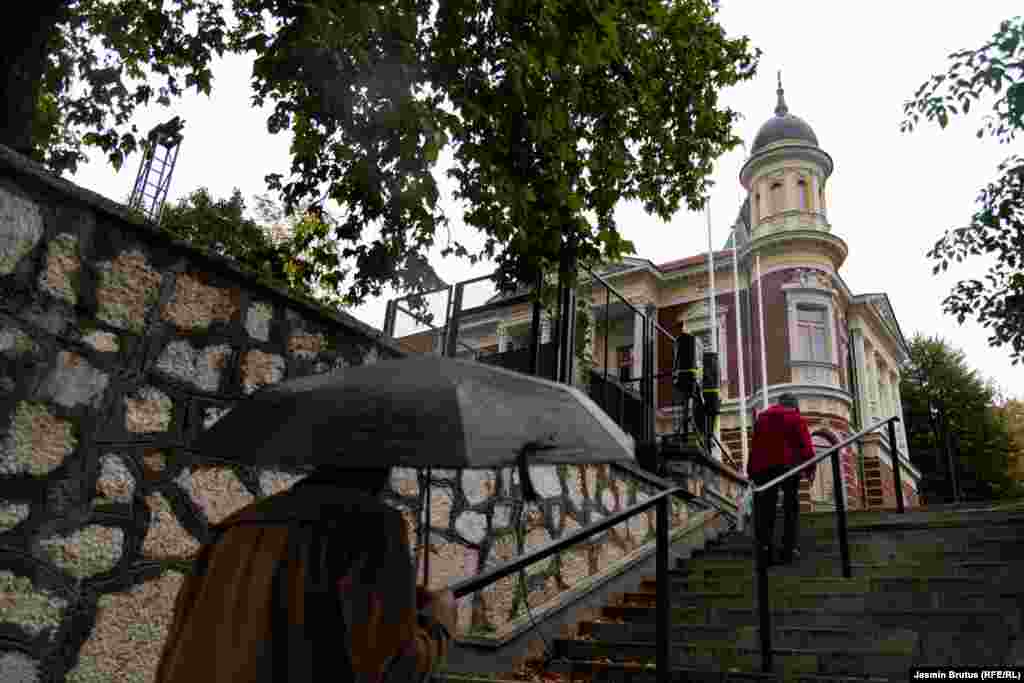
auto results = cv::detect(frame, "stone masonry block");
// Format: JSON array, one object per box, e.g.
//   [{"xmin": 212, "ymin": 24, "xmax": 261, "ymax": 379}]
[
  {"xmin": 287, "ymin": 331, "xmax": 324, "ymax": 360},
  {"xmin": 455, "ymin": 510, "xmax": 488, "ymax": 544},
  {"xmin": 0, "ymin": 401, "xmax": 77, "ymax": 476},
  {"xmin": 38, "ymin": 233, "xmax": 81, "ymax": 305},
  {"xmin": 0, "ymin": 326, "xmax": 39, "ymax": 358},
  {"xmin": 124, "ymin": 386, "xmax": 172, "ymax": 433},
  {"xmin": 96, "ymin": 454, "xmax": 136, "ymax": 504},
  {"xmin": 142, "ymin": 492, "xmax": 200, "ymax": 560},
  {"xmin": 0, "ymin": 187, "xmax": 44, "ymax": 275},
  {"xmin": 155, "ymin": 340, "xmax": 231, "ymax": 393},
  {"xmin": 177, "ymin": 467, "xmax": 255, "ymax": 525},
  {"xmin": 162, "ymin": 272, "xmax": 240, "ymax": 331},
  {"xmin": 258, "ymin": 469, "xmax": 305, "ymax": 497},
  {"xmin": 66, "ymin": 571, "xmax": 185, "ymax": 683},
  {"xmin": 81, "ymin": 330, "xmax": 119, "ymax": 353},
  {"xmin": 38, "ymin": 525, "xmax": 125, "ymax": 579},
  {"xmin": 240, "ymin": 350, "xmax": 285, "ymax": 395},
  {"xmin": 245, "ymin": 301, "xmax": 274, "ymax": 342},
  {"xmin": 0, "ymin": 502, "xmax": 29, "ymax": 532},
  {"xmin": 461, "ymin": 470, "xmax": 496, "ymax": 506},
  {"xmin": 95, "ymin": 250, "xmax": 162, "ymax": 333},
  {"xmin": 0, "ymin": 570, "xmax": 68, "ymax": 640},
  {"xmin": 35, "ymin": 350, "xmax": 109, "ymax": 409}
]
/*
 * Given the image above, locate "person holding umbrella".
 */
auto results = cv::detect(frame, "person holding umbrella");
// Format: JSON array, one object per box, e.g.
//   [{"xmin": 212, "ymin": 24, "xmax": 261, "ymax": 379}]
[
  {"xmin": 156, "ymin": 355, "xmax": 637, "ymax": 681},
  {"xmin": 155, "ymin": 464, "xmax": 458, "ymax": 682},
  {"xmin": 747, "ymin": 393, "xmax": 816, "ymax": 566}
]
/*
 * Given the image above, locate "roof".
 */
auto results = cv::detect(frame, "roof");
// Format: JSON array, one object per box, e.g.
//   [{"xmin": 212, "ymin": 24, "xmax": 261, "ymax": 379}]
[
  {"xmin": 852, "ymin": 292, "xmax": 911, "ymax": 362},
  {"xmin": 656, "ymin": 249, "xmax": 735, "ymax": 273},
  {"xmin": 751, "ymin": 74, "xmax": 819, "ymax": 153}
]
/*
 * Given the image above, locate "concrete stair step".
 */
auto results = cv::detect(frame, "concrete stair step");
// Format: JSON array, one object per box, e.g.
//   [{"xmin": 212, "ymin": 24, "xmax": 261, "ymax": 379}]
[
  {"xmin": 710, "ymin": 535, "xmax": 1024, "ymax": 556},
  {"xmin": 595, "ymin": 605, "xmax": 1017, "ymax": 665},
  {"xmin": 785, "ymin": 510, "xmax": 1024, "ymax": 530},
  {"xmin": 579, "ymin": 621, "xmax": 919, "ymax": 653},
  {"xmin": 621, "ymin": 587, "xmax": 1019, "ymax": 611},
  {"xmin": 678, "ymin": 557, "xmax": 1019, "ymax": 580},
  {"xmin": 554, "ymin": 638, "xmax": 915, "ymax": 677},
  {"xmin": 544, "ymin": 660, "xmax": 899, "ymax": 683},
  {"xmin": 640, "ymin": 575, "xmax": 1001, "ymax": 598}
]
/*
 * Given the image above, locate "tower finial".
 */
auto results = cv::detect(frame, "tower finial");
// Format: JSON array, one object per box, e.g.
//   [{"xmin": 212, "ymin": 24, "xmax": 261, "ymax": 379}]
[{"xmin": 775, "ymin": 70, "xmax": 788, "ymax": 116}]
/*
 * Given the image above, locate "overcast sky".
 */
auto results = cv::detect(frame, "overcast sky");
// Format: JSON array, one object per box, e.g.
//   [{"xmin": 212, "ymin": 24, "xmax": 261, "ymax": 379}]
[{"xmin": 68, "ymin": 1, "xmax": 1022, "ymax": 400}]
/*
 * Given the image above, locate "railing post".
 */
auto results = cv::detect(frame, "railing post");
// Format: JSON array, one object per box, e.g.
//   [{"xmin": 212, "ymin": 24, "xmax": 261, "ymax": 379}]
[
  {"xmin": 887, "ymin": 418, "xmax": 906, "ymax": 513},
  {"xmin": 656, "ymin": 494, "xmax": 670, "ymax": 683},
  {"xmin": 642, "ymin": 311, "xmax": 650, "ymax": 444},
  {"xmin": 529, "ymin": 270, "xmax": 543, "ymax": 376},
  {"xmin": 383, "ymin": 299, "xmax": 397, "ymax": 338},
  {"xmin": 753, "ymin": 487, "xmax": 773, "ymax": 672},
  {"xmin": 832, "ymin": 449, "xmax": 852, "ymax": 578},
  {"xmin": 445, "ymin": 283, "xmax": 465, "ymax": 358}
]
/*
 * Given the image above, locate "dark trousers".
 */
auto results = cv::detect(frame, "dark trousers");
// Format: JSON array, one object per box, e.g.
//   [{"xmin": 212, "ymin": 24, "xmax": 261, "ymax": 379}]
[{"xmin": 751, "ymin": 464, "xmax": 800, "ymax": 561}]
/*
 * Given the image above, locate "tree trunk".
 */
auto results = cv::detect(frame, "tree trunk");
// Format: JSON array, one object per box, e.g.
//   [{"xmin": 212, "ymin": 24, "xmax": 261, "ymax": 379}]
[{"xmin": 0, "ymin": 0, "xmax": 67, "ymax": 157}]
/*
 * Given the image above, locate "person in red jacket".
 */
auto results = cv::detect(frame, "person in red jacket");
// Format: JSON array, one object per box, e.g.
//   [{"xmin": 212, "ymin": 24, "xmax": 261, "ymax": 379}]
[{"xmin": 748, "ymin": 393, "xmax": 816, "ymax": 566}]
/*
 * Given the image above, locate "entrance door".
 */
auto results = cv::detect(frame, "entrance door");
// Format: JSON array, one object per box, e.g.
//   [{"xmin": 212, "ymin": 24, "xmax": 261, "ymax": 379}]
[{"xmin": 810, "ymin": 433, "xmax": 836, "ymax": 508}]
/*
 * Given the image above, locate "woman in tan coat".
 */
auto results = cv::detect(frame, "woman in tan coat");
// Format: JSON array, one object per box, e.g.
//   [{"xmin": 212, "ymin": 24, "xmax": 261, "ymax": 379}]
[{"xmin": 155, "ymin": 466, "xmax": 457, "ymax": 682}]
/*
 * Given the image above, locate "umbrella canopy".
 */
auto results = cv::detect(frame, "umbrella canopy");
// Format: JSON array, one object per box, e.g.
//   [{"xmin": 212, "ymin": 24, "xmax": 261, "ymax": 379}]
[{"xmin": 194, "ymin": 355, "xmax": 635, "ymax": 470}]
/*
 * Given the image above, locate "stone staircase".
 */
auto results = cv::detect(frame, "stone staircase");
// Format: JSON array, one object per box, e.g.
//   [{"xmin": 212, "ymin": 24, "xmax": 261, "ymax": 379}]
[{"xmin": 440, "ymin": 501, "xmax": 1024, "ymax": 682}]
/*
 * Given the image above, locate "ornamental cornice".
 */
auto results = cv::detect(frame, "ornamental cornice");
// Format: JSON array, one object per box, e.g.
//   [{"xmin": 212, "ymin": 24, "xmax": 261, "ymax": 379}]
[
  {"xmin": 740, "ymin": 144, "xmax": 834, "ymax": 188},
  {"xmin": 739, "ymin": 229, "xmax": 849, "ymax": 270}
]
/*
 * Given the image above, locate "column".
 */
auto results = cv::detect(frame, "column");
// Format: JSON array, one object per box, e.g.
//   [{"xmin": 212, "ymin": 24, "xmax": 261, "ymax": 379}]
[
  {"xmin": 851, "ymin": 329, "xmax": 871, "ymax": 425},
  {"xmin": 540, "ymin": 314, "xmax": 551, "ymax": 344},
  {"xmin": 632, "ymin": 309, "xmax": 644, "ymax": 384}
]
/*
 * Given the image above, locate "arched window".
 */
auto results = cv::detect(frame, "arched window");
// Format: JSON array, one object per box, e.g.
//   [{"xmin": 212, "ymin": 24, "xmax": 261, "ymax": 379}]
[
  {"xmin": 810, "ymin": 432, "xmax": 837, "ymax": 503},
  {"xmin": 770, "ymin": 181, "xmax": 784, "ymax": 214},
  {"xmin": 797, "ymin": 179, "xmax": 809, "ymax": 210}
]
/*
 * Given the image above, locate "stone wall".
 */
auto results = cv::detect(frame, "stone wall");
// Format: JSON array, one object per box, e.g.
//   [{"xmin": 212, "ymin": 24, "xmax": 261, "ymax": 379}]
[{"xmin": 0, "ymin": 145, "xmax": 727, "ymax": 682}]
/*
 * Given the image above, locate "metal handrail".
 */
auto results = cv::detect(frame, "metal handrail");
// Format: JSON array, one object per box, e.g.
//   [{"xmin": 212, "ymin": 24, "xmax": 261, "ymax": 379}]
[
  {"xmin": 751, "ymin": 415, "xmax": 901, "ymax": 497},
  {"xmin": 749, "ymin": 414, "xmax": 906, "ymax": 672},
  {"xmin": 448, "ymin": 482, "xmax": 720, "ymax": 683},
  {"xmin": 450, "ymin": 484, "xmax": 691, "ymax": 598}
]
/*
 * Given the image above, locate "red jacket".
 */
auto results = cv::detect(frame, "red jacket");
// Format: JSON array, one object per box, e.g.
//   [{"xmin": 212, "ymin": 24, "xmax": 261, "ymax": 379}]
[{"xmin": 748, "ymin": 404, "xmax": 815, "ymax": 477}]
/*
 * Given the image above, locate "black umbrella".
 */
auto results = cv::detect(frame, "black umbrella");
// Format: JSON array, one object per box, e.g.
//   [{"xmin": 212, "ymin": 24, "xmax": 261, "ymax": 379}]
[{"xmin": 194, "ymin": 354, "xmax": 636, "ymax": 585}]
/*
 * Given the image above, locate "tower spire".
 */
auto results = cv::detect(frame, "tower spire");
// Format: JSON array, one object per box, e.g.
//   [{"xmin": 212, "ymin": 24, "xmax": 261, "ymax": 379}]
[{"xmin": 775, "ymin": 70, "xmax": 788, "ymax": 116}]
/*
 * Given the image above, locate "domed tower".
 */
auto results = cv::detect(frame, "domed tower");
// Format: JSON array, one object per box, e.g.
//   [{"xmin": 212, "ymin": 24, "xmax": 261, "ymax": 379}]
[{"xmin": 740, "ymin": 73, "xmax": 839, "ymax": 254}]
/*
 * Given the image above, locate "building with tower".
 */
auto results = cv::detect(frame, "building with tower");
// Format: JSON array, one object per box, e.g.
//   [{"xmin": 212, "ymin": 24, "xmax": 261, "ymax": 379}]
[{"xmin": 390, "ymin": 76, "xmax": 920, "ymax": 512}]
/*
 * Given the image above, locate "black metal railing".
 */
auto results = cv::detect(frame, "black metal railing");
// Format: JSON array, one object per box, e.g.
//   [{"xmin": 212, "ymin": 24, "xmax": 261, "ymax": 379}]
[
  {"xmin": 386, "ymin": 266, "xmax": 672, "ymax": 451},
  {"xmin": 448, "ymin": 463, "xmax": 738, "ymax": 683},
  {"xmin": 582, "ymin": 265, "xmax": 664, "ymax": 449},
  {"xmin": 749, "ymin": 414, "xmax": 909, "ymax": 672}
]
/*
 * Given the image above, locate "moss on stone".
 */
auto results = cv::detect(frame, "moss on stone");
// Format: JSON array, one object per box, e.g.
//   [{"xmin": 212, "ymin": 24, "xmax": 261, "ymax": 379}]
[
  {"xmin": 38, "ymin": 525, "xmax": 124, "ymax": 579},
  {"xmin": 0, "ymin": 571, "xmax": 68, "ymax": 638},
  {"xmin": 2, "ymin": 401, "xmax": 78, "ymax": 476}
]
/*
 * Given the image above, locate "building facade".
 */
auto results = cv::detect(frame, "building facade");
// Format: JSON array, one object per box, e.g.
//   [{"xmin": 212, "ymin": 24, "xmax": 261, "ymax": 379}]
[{"xmin": 391, "ymin": 79, "xmax": 921, "ymax": 512}]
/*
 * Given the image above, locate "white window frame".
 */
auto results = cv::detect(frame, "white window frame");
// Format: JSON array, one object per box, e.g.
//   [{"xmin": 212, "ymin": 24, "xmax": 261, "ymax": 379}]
[
  {"xmin": 795, "ymin": 305, "xmax": 828, "ymax": 362},
  {"xmin": 783, "ymin": 279, "xmax": 840, "ymax": 387}
]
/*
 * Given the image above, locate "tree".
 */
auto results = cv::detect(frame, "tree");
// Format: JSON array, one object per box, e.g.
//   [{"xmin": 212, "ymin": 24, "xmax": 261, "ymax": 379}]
[
  {"xmin": 5, "ymin": 0, "xmax": 759, "ymax": 314},
  {"xmin": 900, "ymin": 334, "xmax": 1019, "ymax": 502},
  {"xmin": 994, "ymin": 398, "xmax": 1024, "ymax": 485},
  {"xmin": 901, "ymin": 16, "xmax": 1024, "ymax": 364},
  {"xmin": 148, "ymin": 187, "xmax": 319, "ymax": 301}
]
